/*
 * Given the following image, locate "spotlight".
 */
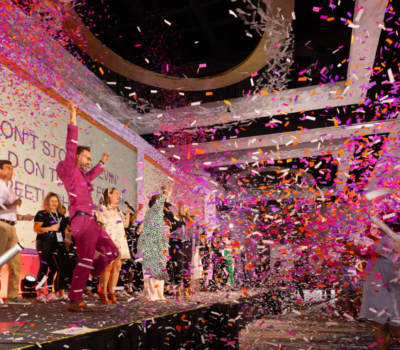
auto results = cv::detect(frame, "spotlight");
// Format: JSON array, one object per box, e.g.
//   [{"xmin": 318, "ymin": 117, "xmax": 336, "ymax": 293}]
[
  {"xmin": 229, "ymin": 223, "xmax": 234, "ymax": 228},
  {"xmin": 21, "ymin": 275, "xmax": 36, "ymax": 297}
]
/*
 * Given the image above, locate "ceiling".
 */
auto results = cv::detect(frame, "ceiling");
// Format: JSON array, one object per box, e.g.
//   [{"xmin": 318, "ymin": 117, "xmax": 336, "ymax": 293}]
[
  {"xmin": 55, "ymin": 0, "xmax": 355, "ymax": 111},
  {"xmin": 76, "ymin": 0, "xmax": 264, "ymax": 78}
]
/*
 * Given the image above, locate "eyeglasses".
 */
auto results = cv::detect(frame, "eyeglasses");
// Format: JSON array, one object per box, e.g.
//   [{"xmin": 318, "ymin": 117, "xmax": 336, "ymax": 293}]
[{"xmin": 81, "ymin": 154, "xmax": 92, "ymax": 163}]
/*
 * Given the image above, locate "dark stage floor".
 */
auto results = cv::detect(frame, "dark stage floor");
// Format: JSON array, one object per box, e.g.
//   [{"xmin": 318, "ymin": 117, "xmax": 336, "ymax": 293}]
[{"xmin": 0, "ymin": 288, "xmax": 289, "ymax": 350}]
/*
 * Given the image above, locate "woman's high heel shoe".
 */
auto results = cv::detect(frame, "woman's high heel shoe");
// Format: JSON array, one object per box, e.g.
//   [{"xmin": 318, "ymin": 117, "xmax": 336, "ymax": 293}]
[
  {"xmin": 108, "ymin": 293, "xmax": 119, "ymax": 304},
  {"xmin": 98, "ymin": 293, "xmax": 110, "ymax": 305},
  {"xmin": 184, "ymin": 288, "xmax": 191, "ymax": 300}
]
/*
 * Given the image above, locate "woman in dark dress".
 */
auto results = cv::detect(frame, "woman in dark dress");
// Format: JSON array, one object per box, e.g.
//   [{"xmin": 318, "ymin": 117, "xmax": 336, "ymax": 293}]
[
  {"xmin": 176, "ymin": 204, "xmax": 196, "ymax": 299},
  {"xmin": 199, "ymin": 235, "xmax": 212, "ymax": 291},
  {"xmin": 34, "ymin": 192, "xmax": 68, "ymax": 302},
  {"xmin": 164, "ymin": 202, "xmax": 184, "ymax": 298},
  {"xmin": 118, "ymin": 205, "xmax": 143, "ymax": 296}
]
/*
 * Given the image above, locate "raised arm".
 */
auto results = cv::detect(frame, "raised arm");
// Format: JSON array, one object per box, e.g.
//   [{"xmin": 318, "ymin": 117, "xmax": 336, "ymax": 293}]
[
  {"xmin": 57, "ymin": 102, "xmax": 78, "ymax": 177},
  {"xmin": 85, "ymin": 152, "xmax": 109, "ymax": 182}
]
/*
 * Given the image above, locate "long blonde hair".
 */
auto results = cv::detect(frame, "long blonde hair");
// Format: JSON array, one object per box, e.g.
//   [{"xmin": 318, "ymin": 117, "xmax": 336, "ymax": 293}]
[
  {"xmin": 178, "ymin": 204, "xmax": 195, "ymax": 221},
  {"xmin": 42, "ymin": 192, "xmax": 63, "ymax": 213}
]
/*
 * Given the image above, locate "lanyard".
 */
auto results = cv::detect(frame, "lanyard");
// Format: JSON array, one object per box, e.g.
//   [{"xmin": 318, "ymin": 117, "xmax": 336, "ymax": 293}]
[{"xmin": 49, "ymin": 212, "xmax": 62, "ymax": 228}]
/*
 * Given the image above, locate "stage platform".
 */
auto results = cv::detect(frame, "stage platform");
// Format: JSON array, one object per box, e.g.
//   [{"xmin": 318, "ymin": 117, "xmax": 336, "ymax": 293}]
[{"xmin": 0, "ymin": 288, "xmax": 290, "ymax": 350}]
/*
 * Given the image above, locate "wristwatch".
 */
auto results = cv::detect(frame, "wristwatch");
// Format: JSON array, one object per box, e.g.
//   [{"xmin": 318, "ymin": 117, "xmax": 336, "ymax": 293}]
[{"xmin": 99, "ymin": 161, "xmax": 104, "ymax": 165}]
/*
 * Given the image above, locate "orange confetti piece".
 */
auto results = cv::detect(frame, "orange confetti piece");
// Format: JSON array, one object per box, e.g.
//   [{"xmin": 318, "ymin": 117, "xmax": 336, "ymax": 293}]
[{"xmin": 206, "ymin": 92, "xmax": 213, "ymax": 96}]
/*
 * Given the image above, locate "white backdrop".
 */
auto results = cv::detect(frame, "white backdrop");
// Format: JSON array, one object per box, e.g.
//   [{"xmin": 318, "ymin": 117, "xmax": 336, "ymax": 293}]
[{"xmin": 0, "ymin": 65, "xmax": 137, "ymax": 248}]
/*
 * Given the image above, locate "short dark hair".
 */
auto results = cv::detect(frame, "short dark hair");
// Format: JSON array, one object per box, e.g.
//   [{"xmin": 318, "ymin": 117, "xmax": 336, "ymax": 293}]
[
  {"xmin": 77, "ymin": 145, "xmax": 91, "ymax": 155},
  {"xmin": 0, "ymin": 160, "xmax": 12, "ymax": 169}
]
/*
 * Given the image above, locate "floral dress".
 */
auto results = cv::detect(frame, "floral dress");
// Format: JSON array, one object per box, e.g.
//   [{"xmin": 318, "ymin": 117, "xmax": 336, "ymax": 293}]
[
  {"xmin": 96, "ymin": 205, "xmax": 130, "ymax": 260},
  {"xmin": 137, "ymin": 194, "xmax": 169, "ymax": 281}
]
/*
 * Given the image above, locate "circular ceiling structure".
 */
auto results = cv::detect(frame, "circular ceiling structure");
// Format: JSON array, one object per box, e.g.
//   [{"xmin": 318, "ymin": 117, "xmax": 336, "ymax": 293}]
[{"xmin": 61, "ymin": 0, "xmax": 294, "ymax": 91}]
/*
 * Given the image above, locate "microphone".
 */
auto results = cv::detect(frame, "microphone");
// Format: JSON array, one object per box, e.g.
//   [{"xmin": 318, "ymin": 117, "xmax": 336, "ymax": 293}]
[{"xmin": 124, "ymin": 201, "xmax": 136, "ymax": 212}]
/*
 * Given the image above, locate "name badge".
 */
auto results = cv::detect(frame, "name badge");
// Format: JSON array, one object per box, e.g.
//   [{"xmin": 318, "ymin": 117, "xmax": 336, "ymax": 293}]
[{"xmin": 56, "ymin": 232, "xmax": 63, "ymax": 243}]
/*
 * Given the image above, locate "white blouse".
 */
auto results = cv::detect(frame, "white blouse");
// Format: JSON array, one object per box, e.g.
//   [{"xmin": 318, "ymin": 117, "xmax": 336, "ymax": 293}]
[{"xmin": 96, "ymin": 205, "xmax": 130, "ymax": 260}]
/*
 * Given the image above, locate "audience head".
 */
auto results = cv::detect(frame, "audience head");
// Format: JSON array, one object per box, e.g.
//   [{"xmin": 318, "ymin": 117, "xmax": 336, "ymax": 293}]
[
  {"xmin": 61, "ymin": 205, "xmax": 67, "ymax": 216},
  {"xmin": 42, "ymin": 192, "xmax": 62, "ymax": 213},
  {"xmin": 0, "ymin": 160, "xmax": 13, "ymax": 182},
  {"xmin": 75, "ymin": 145, "xmax": 91, "ymax": 171},
  {"xmin": 101, "ymin": 187, "xmax": 120, "ymax": 208}
]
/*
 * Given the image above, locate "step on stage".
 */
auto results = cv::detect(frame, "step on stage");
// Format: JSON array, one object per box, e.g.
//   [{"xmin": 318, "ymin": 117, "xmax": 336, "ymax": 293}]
[{"xmin": 0, "ymin": 288, "xmax": 290, "ymax": 350}]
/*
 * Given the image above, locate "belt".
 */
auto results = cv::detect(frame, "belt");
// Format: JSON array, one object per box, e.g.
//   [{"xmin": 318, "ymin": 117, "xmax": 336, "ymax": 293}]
[
  {"xmin": 71, "ymin": 211, "xmax": 92, "ymax": 222},
  {"xmin": 0, "ymin": 219, "xmax": 16, "ymax": 226}
]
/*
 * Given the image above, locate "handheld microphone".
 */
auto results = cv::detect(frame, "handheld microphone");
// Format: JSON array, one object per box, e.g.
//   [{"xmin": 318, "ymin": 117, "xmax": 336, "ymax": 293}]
[{"xmin": 124, "ymin": 201, "xmax": 136, "ymax": 212}]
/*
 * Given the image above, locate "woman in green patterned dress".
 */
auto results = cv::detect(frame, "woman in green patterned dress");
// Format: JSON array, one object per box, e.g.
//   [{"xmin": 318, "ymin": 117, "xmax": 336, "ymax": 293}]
[
  {"xmin": 223, "ymin": 237, "xmax": 235, "ymax": 285},
  {"xmin": 137, "ymin": 185, "xmax": 172, "ymax": 301}
]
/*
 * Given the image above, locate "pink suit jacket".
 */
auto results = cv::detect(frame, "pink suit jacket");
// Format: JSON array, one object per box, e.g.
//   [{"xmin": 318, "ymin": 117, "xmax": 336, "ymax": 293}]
[{"xmin": 56, "ymin": 124, "xmax": 103, "ymax": 219}]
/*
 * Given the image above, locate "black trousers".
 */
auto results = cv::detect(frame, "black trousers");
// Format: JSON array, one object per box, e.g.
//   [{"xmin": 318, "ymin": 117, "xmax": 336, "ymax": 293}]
[
  {"xmin": 36, "ymin": 239, "xmax": 68, "ymax": 291},
  {"xmin": 167, "ymin": 239, "xmax": 184, "ymax": 286}
]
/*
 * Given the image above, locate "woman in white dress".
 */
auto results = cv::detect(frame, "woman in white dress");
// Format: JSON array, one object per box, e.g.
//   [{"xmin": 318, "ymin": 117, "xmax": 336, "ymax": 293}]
[{"xmin": 96, "ymin": 187, "xmax": 131, "ymax": 304}]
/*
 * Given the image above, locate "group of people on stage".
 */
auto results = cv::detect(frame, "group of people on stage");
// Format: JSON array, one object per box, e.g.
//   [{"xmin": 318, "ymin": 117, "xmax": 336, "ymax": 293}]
[{"xmin": 0, "ymin": 101, "xmax": 237, "ymax": 311}]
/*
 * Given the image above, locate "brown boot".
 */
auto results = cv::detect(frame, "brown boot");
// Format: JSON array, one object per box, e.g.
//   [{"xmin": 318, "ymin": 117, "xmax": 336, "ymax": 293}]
[
  {"xmin": 176, "ymin": 287, "xmax": 182, "ymax": 299},
  {"xmin": 98, "ymin": 293, "xmax": 110, "ymax": 305},
  {"xmin": 108, "ymin": 293, "xmax": 119, "ymax": 304},
  {"xmin": 67, "ymin": 300, "xmax": 94, "ymax": 312},
  {"xmin": 184, "ymin": 288, "xmax": 191, "ymax": 300}
]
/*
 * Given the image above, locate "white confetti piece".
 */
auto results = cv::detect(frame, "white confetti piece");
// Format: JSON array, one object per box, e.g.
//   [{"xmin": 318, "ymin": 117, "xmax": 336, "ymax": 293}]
[
  {"xmin": 388, "ymin": 68, "xmax": 395, "ymax": 83},
  {"xmin": 355, "ymin": 9, "xmax": 364, "ymax": 22},
  {"xmin": 365, "ymin": 189, "xmax": 397, "ymax": 201}
]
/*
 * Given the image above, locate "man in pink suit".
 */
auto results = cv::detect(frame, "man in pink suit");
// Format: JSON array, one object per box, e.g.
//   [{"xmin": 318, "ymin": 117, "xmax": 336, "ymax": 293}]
[{"xmin": 57, "ymin": 102, "xmax": 119, "ymax": 312}]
